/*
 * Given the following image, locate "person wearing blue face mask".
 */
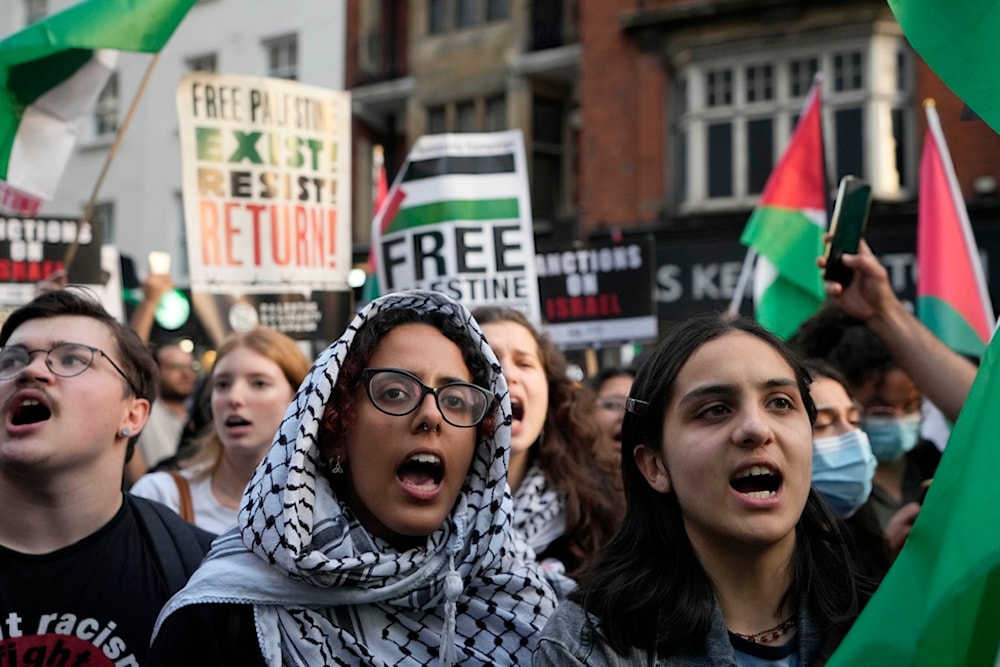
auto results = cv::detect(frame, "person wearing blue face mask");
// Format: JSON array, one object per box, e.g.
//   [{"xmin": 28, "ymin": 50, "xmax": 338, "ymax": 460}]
[
  {"xmin": 805, "ymin": 360, "xmax": 890, "ymax": 580},
  {"xmin": 861, "ymin": 403, "xmax": 922, "ymax": 463},
  {"xmin": 792, "ymin": 239, "xmax": 980, "ymax": 563},
  {"xmin": 806, "ymin": 361, "xmax": 877, "ymax": 518}
]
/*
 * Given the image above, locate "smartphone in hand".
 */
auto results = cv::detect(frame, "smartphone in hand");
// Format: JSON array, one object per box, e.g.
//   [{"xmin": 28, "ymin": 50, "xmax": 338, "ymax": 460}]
[
  {"xmin": 148, "ymin": 251, "xmax": 172, "ymax": 276},
  {"xmin": 823, "ymin": 176, "xmax": 872, "ymax": 286}
]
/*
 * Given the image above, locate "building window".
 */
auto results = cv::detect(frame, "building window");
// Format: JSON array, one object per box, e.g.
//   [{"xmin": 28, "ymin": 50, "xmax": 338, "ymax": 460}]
[
  {"xmin": 789, "ymin": 57, "xmax": 819, "ymax": 98},
  {"xmin": 186, "ymin": 53, "xmax": 217, "ymax": 72},
  {"xmin": 745, "ymin": 64, "xmax": 774, "ymax": 104},
  {"xmin": 833, "ymin": 50, "xmax": 864, "ymax": 92},
  {"xmin": 486, "ymin": 0, "xmax": 509, "ymax": 21},
  {"xmin": 94, "ymin": 73, "xmax": 119, "ymax": 139},
  {"xmin": 427, "ymin": 0, "xmax": 508, "ymax": 34},
  {"xmin": 485, "ymin": 95, "xmax": 507, "ymax": 131},
  {"xmin": 91, "ymin": 201, "xmax": 115, "ymax": 244},
  {"xmin": 265, "ymin": 35, "xmax": 297, "ymax": 80},
  {"xmin": 427, "ymin": 94, "xmax": 507, "ymax": 133},
  {"xmin": 428, "ymin": 0, "xmax": 447, "ymax": 34},
  {"xmin": 672, "ymin": 35, "xmax": 914, "ymax": 208},
  {"xmin": 427, "ymin": 105, "xmax": 446, "ymax": 134},
  {"xmin": 455, "ymin": 100, "xmax": 476, "ymax": 132},
  {"xmin": 706, "ymin": 68, "xmax": 733, "ymax": 108},
  {"xmin": 456, "ymin": 0, "xmax": 478, "ymax": 28},
  {"xmin": 531, "ymin": 96, "xmax": 565, "ymax": 223},
  {"xmin": 24, "ymin": 0, "xmax": 46, "ymax": 25}
]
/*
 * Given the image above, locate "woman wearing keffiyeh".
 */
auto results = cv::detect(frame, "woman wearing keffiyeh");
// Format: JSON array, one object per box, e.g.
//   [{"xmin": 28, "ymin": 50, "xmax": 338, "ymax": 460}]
[
  {"xmin": 473, "ymin": 307, "xmax": 623, "ymax": 587},
  {"xmin": 148, "ymin": 291, "xmax": 557, "ymax": 666}
]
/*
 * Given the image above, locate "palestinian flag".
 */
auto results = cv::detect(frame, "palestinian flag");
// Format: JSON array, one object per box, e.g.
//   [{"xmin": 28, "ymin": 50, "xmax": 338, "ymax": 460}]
[
  {"xmin": 826, "ymin": 316, "xmax": 1000, "ymax": 666},
  {"xmin": 370, "ymin": 130, "xmax": 539, "ymax": 315},
  {"xmin": 740, "ymin": 74, "xmax": 828, "ymax": 339},
  {"xmin": 0, "ymin": 0, "xmax": 196, "ymax": 212},
  {"xmin": 378, "ymin": 152, "xmax": 519, "ymax": 236},
  {"xmin": 917, "ymin": 101, "xmax": 995, "ymax": 358},
  {"xmin": 362, "ymin": 144, "xmax": 390, "ymax": 303},
  {"xmin": 889, "ymin": 0, "xmax": 1000, "ymax": 135}
]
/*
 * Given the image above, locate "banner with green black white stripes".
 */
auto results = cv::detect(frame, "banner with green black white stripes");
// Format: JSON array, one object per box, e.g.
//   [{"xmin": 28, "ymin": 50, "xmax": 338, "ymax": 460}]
[{"xmin": 371, "ymin": 130, "xmax": 540, "ymax": 319}]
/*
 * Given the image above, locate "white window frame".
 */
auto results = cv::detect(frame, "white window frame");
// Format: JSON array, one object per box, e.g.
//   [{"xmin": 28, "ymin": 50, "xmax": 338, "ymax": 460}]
[
  {"xmin": 93, "ymin": 73, "xmax": 120, "ymax": 141},
  {"xmin": 90, "ymin": 200, "xmax": 115, "ymax": 244},
  {"xmin": 264, "ymin": 35, "xmax": 298, "ymax": 80},
  {"xmin": 24, "ymin": 0, "xmax": 46, "ymax": 25},
  {"xmin": 673, "ymin": 33, "xmax": 914, "ymax": 212},
  {"xmin": 186, "ymin": 52, "xmax": 217, "ymax": 73}
]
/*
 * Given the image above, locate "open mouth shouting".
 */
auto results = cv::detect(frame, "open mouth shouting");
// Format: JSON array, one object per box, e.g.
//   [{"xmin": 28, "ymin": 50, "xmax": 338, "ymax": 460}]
[
  {"xmin": 730, "ymin": 464, "xmax": 783, "ymax": 500},
  {"xmin": 225, "ymin": 415, "xmax": 252, "ymax": 428},
  {"xmin": 7, "ymin": 392, "xmax": 52, "ymax": 431},
  {"xmin": 397, "ymin": 451, "xmax": 445, "ymax": 500},
  {"xmin": 510, "ymin": 398, "xmax": 524, "ymax": 424}
]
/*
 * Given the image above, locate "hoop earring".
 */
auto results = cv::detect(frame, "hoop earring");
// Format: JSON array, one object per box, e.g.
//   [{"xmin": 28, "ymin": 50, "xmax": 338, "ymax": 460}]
[{"xmin": 330, "ymin": 455, "xmax": 344, "ymax": 474}]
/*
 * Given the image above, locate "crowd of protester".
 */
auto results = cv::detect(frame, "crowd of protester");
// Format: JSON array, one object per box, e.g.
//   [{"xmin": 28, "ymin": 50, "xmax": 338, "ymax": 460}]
[{"xmin": 0, "ymin": 237, "xmax": 979, "ymax": 665}]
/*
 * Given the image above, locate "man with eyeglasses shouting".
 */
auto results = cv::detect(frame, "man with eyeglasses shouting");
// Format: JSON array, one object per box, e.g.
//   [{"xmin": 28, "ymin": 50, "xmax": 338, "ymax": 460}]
[{"xmin": 0, "ymin": 288, "xmax": 213, "ymax": 667}]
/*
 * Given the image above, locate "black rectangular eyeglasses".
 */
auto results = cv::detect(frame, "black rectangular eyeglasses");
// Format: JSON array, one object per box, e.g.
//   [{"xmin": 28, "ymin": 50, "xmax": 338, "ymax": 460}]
[{"xmin": 361, "ymin": 367, "xmax": 492, "ymax": 428}]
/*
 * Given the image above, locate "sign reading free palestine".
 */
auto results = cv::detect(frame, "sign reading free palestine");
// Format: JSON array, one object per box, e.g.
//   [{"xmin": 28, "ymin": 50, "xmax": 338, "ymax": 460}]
[{"xmin": 176, "ymin": 72, "xmax": 353, "ymax": 344}]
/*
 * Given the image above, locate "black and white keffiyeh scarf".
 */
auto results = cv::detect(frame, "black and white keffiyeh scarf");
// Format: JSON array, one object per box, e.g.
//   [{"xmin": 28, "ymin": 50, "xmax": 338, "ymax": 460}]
[
  {"xmin": 154, "ymin": 291, "xmax": 556, "ymax": 666},
  {"xmin": 511, "ymin": 463, "xmax": 566, "ymax": 555}
]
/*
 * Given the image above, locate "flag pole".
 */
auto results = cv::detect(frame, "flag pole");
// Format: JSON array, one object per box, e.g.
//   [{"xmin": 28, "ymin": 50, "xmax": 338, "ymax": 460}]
[
  {"xmin": 64, "ymin": 51, "xmax": 163, "ymax": 273},
  {"xmin": 726, "ymin": 247, "xmax": 756, "ymax": 319}
]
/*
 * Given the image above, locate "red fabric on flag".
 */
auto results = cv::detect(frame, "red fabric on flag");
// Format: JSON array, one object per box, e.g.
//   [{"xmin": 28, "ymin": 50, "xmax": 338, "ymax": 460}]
[{"xmin": 917, "ymin": 103, "xmax": 994, "ymax": 354}]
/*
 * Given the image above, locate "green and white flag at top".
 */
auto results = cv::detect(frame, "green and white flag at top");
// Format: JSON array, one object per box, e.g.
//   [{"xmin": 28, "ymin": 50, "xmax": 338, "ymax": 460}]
[
  {"xmin": 0, "ymin": 0, "xmax": 197, "ymax": 214},
  {"xmin": 739, "ymin": 74, "xmax": 828, "ymax": 339},
  {"xmin": 371, "ymin": 130, "xmax": 541, "ymax": 318}
]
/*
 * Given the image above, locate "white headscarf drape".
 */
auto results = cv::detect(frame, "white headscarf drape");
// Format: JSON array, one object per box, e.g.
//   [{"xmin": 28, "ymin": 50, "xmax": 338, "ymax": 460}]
[{"xmin": 155, "ymin": 291, "xmax": 556, "ymax": 666}]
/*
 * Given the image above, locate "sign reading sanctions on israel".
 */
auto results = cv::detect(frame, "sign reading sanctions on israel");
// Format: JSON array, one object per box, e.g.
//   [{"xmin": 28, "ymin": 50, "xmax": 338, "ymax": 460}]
[
  {"xmin": 371, "ymin": 130, "xmax": 540, "ymax": 318},
  {"xmin": 536, "ymin": 237, "xmax": 657, "ymax": 349},
  {"xmin": 176, "ymin": 72, "xmax": 352, "ymax": 344}
]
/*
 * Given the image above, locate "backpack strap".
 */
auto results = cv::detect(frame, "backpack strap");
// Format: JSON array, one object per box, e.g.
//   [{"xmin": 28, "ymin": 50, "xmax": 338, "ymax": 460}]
[
  {"xmin": 129, "ymin": 495, "xmax": 214, "ymax": 594},
  {"xmin": 168, "ymin": 471, "xmax": 196, "ymax": 523}
]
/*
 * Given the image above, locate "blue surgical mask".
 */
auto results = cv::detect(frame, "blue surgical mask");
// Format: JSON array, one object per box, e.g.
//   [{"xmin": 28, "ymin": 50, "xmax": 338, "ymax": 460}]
[
  {"xmin": 862, "ymin": 412, "xmax": 922, "ymax": 462},
  {"xmin": 812, "ymin": 429, "xmax": 877, "ymax": 518}
]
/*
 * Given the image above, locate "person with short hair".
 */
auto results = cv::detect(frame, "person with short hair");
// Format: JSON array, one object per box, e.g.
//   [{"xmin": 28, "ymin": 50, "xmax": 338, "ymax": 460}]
[{"xmin": 0, "ymin": 288, "xmax": 213, "ymax": 666}]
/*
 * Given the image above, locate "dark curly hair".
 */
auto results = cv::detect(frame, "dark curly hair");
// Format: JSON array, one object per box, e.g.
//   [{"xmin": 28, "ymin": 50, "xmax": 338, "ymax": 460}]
[
  {"xmin": 789, "ymin": 302, "xmax": 896, "ymax": 391},
  {"xmin": 472, "ymin": 306, "xmax": 624, "ymax": 576},
  {"xmin": 317, "ymin": 307, "xmax": 496, "ymax": 465}
]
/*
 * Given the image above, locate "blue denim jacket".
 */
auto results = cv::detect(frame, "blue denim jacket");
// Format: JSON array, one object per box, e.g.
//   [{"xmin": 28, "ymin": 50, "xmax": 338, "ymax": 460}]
[{"xmin": 534, "ymin": 599, "xmax": 829, "ymax": 666}]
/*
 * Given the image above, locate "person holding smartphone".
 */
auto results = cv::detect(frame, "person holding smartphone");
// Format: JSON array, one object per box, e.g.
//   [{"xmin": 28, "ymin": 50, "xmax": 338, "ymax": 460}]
[{"xmin": 798, "ymin": 239, "xmax": 979, "ymax": 556}]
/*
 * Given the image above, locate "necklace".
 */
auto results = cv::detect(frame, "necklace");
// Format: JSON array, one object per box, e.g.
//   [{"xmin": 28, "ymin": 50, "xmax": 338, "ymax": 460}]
[{"xmin": 729, "ymin": 617, "xmax": 798, "ymax": 645}]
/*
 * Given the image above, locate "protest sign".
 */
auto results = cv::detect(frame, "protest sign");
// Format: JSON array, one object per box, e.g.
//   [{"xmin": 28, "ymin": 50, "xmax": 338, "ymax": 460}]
[
  {"xmin": 176, "ymin": 72, "xmax": 353, "ymax": 343},
  {"xmin": 371, "ymin": 130, "xmax": 540, "ymax": 318},
  {"xmin": 0, "ymin": 214, "xmax": 103, "ymax": 322},
  {"xmin": 0, "ymin": 213, "xmax": 117, "ymax": 325},
  {"xmin": 537, "ymin": 237, "xmax": 657, "ymax": 349}
]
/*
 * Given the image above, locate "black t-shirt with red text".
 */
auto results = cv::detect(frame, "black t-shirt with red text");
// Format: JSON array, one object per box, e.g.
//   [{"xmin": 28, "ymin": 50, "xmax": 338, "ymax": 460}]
[{"xmin": 0, "ymin": 501, "xmax": 170, "ymax": 667}]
